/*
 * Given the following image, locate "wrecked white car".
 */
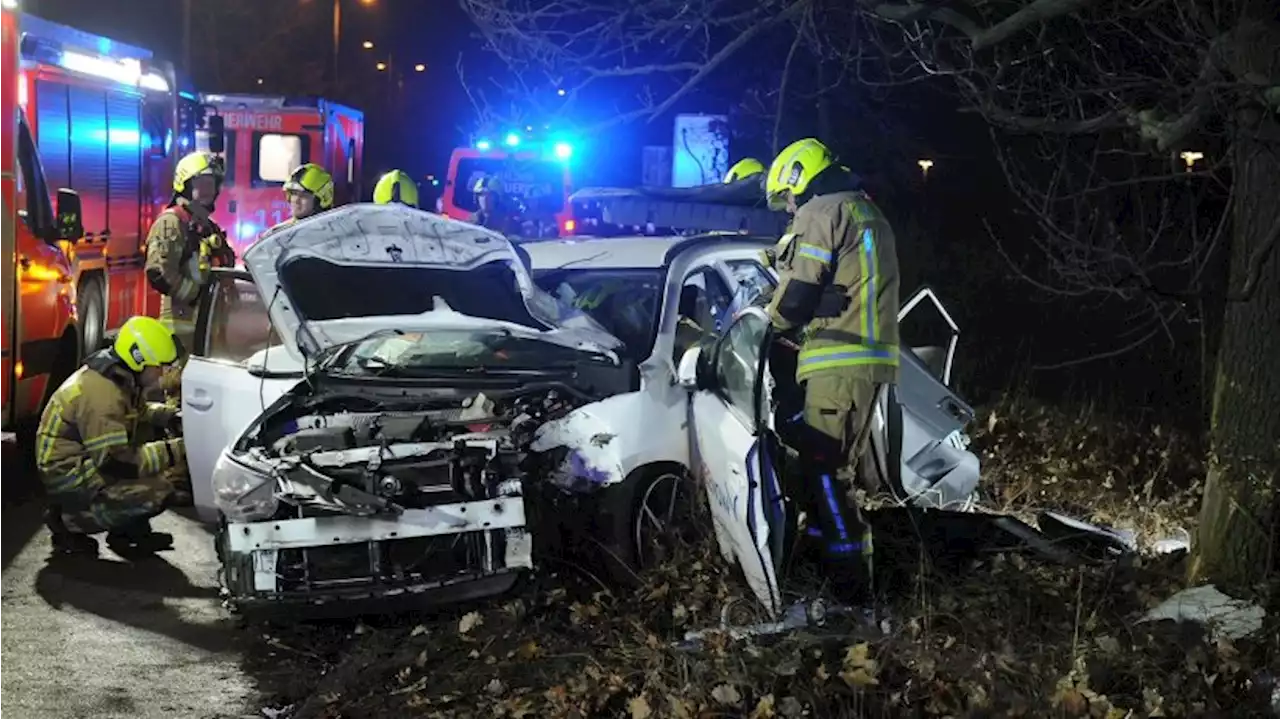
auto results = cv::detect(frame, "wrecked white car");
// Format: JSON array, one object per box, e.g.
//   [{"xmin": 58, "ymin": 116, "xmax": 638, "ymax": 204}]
[{"xmin": 181, "ymin": 205, "xmax": 634, "ymax": 612}]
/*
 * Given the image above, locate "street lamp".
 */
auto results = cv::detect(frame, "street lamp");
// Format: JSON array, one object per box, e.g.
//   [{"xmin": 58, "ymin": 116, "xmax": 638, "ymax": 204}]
[
  {"xmin": 917, "ymin": 159, "xmax": 934, "ymax": 178},
  {"xmin": 362, "ymin": 40, "xmax": 374, "ymax": 49},
  {"xmin": 376, "ymin": 61, "xmax": 387, "ymax": 71},
  {"xmin": 414, "ymin": 63, "xmax": 426, "ymax": 72},
  {"xmin": 1180, "ymin": 151, "xmax": 1204, "ymax": 171}
]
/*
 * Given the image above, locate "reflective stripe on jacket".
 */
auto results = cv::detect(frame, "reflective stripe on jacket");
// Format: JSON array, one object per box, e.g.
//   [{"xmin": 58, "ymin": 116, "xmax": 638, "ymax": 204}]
[{"xmin": 765, "ymin": 190, "xmax": 900, "ymax": 383}]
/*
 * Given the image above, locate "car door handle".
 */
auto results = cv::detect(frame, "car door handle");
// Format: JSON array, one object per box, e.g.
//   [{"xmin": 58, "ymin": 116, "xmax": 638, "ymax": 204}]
[
  {"xmin": 939, "ymin": 397, "xmax": 970, "ymax": 422},
  {"xmin": 186, "ymin": 391, "xmax": 214, "ymax": 411}
]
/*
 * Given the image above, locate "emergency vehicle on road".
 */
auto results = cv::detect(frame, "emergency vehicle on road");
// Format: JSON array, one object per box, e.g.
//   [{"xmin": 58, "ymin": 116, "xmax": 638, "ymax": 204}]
[
  {"xmin": 440, "ymin": 136, "xmax": 575, "ymax": 237},
  {"xmin": 2, "ymin": 4, "xmax": 85, "ymax": 434},
  {"xmin": 15, "ymin": 12, "xmax": 201, "ymax": 357},
  {"xmin": 198, "ymin": 93, "xmax": 364, "ymax": 255}
]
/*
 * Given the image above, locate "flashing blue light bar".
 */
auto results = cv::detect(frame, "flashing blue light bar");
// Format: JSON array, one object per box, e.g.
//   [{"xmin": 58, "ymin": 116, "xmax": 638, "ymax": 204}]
[
  {"xmin": 553, "ymin": 142, "xmax": 573, "ymax": 160},
  {"xmin": 504, "ymin": 132, "xmax": 520, "ymax": 147},
  {"xmin": 475, "ymin": 139, "xmax": 492, "ymax": 151}
]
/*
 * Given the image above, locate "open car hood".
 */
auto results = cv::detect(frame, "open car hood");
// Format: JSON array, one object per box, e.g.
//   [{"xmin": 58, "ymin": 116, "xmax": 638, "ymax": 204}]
[{"xmin": 241, "ymin": 203, "xmax": 622, "ymax": 362}]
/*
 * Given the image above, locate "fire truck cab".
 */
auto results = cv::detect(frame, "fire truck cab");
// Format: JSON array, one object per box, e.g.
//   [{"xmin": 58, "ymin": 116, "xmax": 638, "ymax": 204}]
[
  {"xmin": 440, "ymin": 136, "xmax": 575, "ymax": 237},
  {"xmin": 15, "ymin": 12, "xmax": 197, "ymax": 357},
  {"xmin": 2, "ymin": 5, "xmax": 86, "ymax": 435},
  {"xmin": 198, "ymin": 94, "xmax": 364, "ymax": 256}
]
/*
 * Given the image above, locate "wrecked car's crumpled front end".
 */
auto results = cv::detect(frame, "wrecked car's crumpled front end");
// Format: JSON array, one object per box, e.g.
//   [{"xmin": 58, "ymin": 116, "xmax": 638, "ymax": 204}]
[
  {"xmin": 213, "ymin": 204, "xmax": 627, "ymax": 613},
  {"xmin": 213, "ymin": 383, "xmax": 590, "ymax": 612}
]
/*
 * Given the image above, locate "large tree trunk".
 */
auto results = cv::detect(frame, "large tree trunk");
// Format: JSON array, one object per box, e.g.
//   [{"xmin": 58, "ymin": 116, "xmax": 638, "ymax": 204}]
[{"xmin": 1187, "ymin": 54, "xmax": 1280, "ymax": 590}]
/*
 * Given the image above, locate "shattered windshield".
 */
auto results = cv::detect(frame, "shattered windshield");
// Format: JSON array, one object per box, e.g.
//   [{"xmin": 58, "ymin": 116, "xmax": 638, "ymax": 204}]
[
  {"xmin": 532, "ymin": 267, "xmax": 664, "ymax": 362},
  {"xmin": 329, "ymin": 329, "xmax": 608, "ymax": 374}
]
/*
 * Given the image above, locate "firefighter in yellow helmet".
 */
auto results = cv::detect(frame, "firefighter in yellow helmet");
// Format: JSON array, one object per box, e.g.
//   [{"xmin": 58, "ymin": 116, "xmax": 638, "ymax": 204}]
[
  {"xmin": 37, "ymin": 316, "xmax": 188, "ymax": 556},
  {"xmin": 763, "ymin": 137, "xmax": 900, "ymax": 606},
  {"xmin": 723, "ymin": 157, "xmax": 765, "ymax": 184},
  {"xmin": 373, "ymin": 169, "xmax": 420, "ymax": 208},
  {"xmin": 145, "ymin": 151, "xmax": 234, "ymax": 353},
  {"xmin": 283, "ymin": 163, "xmax": 335, "ymax": 221}
]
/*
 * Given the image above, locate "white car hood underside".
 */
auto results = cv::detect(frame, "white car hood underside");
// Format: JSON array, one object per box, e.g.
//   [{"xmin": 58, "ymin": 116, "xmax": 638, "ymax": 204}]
[{"xmin": 241, "ymin": 203, "xmax": 621, "ymax": 360}]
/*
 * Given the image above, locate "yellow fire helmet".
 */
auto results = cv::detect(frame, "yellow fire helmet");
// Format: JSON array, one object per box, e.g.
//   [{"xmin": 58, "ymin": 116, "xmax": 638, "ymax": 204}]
[
  {"xmin": 373, "ymin": 170, "xmax": 420, "ymax": 208},
  {"xmin": 765, "ymin": 138, "xmax": 835, "ymax": 208},
  {"xmin": 283, "ymin": 163, "xmax": 335, "ymax": 210},
  {"xmin": 172, "ymin": 151, "xmax": 225, "ymax": 194},
  {"xmin": 723, "ymin": 157, "xmax": 765, "ymax": 183},
  {"xmin": 114, "ymin": 316, "xmax": 180, "ymax": 372}
]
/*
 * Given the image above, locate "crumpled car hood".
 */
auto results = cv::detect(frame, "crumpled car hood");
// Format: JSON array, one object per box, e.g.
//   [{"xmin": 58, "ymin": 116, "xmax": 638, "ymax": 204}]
[{"xmin": 242, "ymin": 203, "xmax": 621, "ymax": 361}]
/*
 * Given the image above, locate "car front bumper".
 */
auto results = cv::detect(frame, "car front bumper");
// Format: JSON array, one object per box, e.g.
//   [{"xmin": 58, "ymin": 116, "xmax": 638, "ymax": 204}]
[{"xmin": 219, "ymin": 496, "xmax": 533, "ymax": 613}]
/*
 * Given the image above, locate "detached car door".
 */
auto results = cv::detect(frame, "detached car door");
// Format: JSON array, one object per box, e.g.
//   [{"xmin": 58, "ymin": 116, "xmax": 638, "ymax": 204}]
[
  {"xmin": 688, "ymin": 308, "xmax": 787, "ymax": 617},
  {"xmin": 865, "ymin": 286, "xmax": 980, "ymax": 509},
  {"xmin": 182, "ymin": 269, "xmax": 302, "ymax": 522}
]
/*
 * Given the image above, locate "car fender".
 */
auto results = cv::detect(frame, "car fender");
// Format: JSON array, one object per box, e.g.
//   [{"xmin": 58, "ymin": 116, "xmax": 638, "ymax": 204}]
[{"xmin": 529, "ymin": 389, "xmax": 689, "ymax": 493}]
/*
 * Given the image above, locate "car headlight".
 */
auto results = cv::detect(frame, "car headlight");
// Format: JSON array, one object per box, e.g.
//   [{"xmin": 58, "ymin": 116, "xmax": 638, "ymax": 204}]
[{"xmin": 211, "ymin": 451, "xmax": 279, "ymax": 523}]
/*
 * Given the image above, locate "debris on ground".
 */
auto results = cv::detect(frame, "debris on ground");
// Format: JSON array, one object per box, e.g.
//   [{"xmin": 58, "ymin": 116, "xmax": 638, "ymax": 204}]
[
  {"xmin": 1141, "ymin": 585, "xmax": 1267, "ymax": 642},
  {"xmin": 239, "ymin": 399, "xmax": 1278, "ymax": 718}
]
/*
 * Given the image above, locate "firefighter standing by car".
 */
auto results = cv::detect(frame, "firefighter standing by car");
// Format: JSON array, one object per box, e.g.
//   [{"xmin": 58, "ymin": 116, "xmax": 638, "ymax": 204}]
[
  {"xmin": 145, "ymin": 151, "xmax": 235, "ymax": 356},
  {"xmin": 36, "ymin": 316, "xmax": 188, "ymax": 557},
  {"xmin": 373, "ymin": 169, "xmax": 421, "ymax": 208},
  {"xmin": 259, "ymin": 163, "xmax": 336, "ymax": 238},
  {"xmin": 762, "ymin": 137, "xmax": 900, "ymax": 606}
]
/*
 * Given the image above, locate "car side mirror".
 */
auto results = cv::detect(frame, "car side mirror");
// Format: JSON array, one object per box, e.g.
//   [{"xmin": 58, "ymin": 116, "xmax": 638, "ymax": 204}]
[
  {"xmin": 207, "ymin": 114, "xmax": 225, "ymax": 154},
  {"xmin": 676, "ymin": 346, "xmax": 701, "ymax": 389},
  {"xmin": 55, "ymin": 188, "xmax": 84, "ymax": 241}
]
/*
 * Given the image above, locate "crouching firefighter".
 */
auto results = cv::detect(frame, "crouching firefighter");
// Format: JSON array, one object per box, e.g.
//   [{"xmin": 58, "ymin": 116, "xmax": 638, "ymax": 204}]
[
  {"xmin": 37, "ymin": 317, "xmax": 188, "ymax": 557},
  {"xmin": 373, "ymin": 169, "xmax": 420, "ymax": 208},
  {"xmin": 763, "ymin": 138, "xmax": 900, "ymax": 605},
  {"xmin": 145, "ymin": 151, "xmax": 234, "ymax": 354}
]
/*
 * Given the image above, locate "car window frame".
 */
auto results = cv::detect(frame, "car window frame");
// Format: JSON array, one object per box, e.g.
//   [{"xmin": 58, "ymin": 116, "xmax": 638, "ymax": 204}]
[
  {"xmin": 712, "ymin": 311, "xmax": 768, "ymax": 427},
  {"xmin": 192, "ymin": 268, "xmax": 283, "ymax": 368}
]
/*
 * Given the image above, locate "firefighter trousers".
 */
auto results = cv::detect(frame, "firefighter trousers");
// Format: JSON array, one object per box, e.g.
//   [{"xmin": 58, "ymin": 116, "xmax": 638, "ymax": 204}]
[
  {"xmin": 44, "ymin": 467, "xmax": 175, "ymax": 535},
  {"xmin": 795, "ymin": 371, "xmax": 882, "ymax": 603}
]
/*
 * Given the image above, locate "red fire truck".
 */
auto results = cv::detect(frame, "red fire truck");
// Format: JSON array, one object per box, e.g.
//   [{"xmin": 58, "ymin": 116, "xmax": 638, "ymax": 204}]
[
  {"xmin": 197, "ymin": 93, "xmax": 364, "ymax": 256},
  {"xmin": 15, "ymin": 12, "xmax": 202, "ymax": 356},
  {"xmin": 440, "ymin": 136, "xmax": 576, "ymax": 237},
  {"xmin": 2, "ymin": 5, "xmax": 84, "ymax": 436}
]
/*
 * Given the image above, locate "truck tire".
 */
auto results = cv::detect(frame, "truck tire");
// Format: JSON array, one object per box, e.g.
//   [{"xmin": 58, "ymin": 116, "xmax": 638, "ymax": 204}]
[{"xmin": 78, "ymin": 276, "xmax": 106, "ymax": 354}]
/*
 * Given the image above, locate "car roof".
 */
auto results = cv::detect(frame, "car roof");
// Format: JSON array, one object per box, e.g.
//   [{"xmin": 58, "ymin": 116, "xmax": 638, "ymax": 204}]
[{"xmin": 520, "ymin": 234, "xmax": 772, "ymax": 270}]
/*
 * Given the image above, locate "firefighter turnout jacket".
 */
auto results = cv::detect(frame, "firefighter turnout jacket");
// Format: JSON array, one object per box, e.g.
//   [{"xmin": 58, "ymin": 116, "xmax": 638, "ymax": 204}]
[
  {"xmin": 765, "ymin": 190, "xmax": 900, "ymax": 384},
  {"xmin": 144, "ymin": 198, "xmax": 233, "ymax": 347},
  {"xmin": 36, "ymin": 351, "xmax": 186, "ymax": 530}
]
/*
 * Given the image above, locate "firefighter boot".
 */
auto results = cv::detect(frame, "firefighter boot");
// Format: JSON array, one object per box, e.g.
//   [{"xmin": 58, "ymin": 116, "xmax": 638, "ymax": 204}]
[
  {"xmin": 45, "ymin": 506, "xmax": 99, "ymax": 557},
  {"xmin": 106, "ymin": 519, "xmax": 175, "ymax": 555}
]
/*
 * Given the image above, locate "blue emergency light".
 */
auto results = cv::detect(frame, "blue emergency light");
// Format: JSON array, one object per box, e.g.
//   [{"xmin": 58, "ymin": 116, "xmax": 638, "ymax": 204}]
[
  {"xmin": 504, "ymin": 132, "xmax": 521, "ymax": 147},
  {"xmin": 553, "ymin": 142, "xmax": 573, "ymax": 160},
  {"xmin": 475, "ymin": 139, "xmax": 492, "ymax": 151}
]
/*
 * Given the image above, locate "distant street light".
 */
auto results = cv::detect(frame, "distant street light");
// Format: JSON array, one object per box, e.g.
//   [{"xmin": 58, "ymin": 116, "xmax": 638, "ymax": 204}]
[
  {"xmin": 917, "ymin": 159, "xmax": 934, "ymax": 178},
  {"xmin": 556, "ymin": 88, "xmax": 566, "ymax": 96},
  {"xmin": 376, "ymin": 62, "xmax": 387, "ymax": 71},
  {"xmin": 1180, "ymin": 151, "xmax": 1204, "ymax": 171},
  {"xmin": 414, "ymin": 63, "xmax": 426, "ymax": 72},
  {"xmin": 256, "ymin": 77, "xmax": 264, "ymax": 85},
  {"xmin": 362, "ymin": 40, "xmax": 374, "ymax": 49}
]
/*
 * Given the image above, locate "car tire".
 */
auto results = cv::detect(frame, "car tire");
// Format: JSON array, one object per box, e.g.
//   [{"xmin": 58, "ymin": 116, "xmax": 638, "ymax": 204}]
[
  {"xmin": 78, "ymin": 276, "xmax": 107, "ymax": 354},
  {"xmin": 595, "ymin": 464, "xmax": 696, "ymax": 588}
]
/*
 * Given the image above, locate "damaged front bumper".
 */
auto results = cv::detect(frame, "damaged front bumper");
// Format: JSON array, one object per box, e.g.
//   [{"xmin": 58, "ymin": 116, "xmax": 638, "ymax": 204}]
[{"xmin": 218, "ymin": 496, "xmax": 534, "ymax": 613}]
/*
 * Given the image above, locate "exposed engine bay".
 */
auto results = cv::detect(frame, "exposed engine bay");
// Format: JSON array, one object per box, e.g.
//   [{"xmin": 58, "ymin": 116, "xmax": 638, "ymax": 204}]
[{"xmin": 215, "ymin": 380, "xmax": 590, "ymax": 613}]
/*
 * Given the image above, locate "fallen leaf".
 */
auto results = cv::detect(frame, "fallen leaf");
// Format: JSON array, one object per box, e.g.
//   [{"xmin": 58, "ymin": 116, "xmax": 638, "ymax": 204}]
[
  {"xmin": 515, "ymin": 640, "xmax": 542, "ymax": 661},
  {"xmin": 711, "ymin": 684, "xmax": 742, "ymax": 706},
  {"xmin": 778, "ymin": 697, "xmax": 804, "ymax": 718},
  {"xmin": 840, "ymin": 643, "xmax": 880, "ymax": 687},
  {"xmin": 628, "ymin": 694, "xmax": 653, "ymax": 719},
  {"xmin": 750, "ymin": 693, "xmax": 777, "ymax": 718},
  {"xmin": 486, "ymin": 678, "xmax": 506, "ymax": 696},
  {"xmin": 410, "ymin": 624, "xmax": 429, "ymax": 638},
  {"xmin": 459, "ymin": 612, "xmax": 484, "ymax": 635}
]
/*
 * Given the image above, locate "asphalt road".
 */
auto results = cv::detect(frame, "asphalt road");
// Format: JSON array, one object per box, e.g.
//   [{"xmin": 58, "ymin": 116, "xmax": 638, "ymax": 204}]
[{"xmin": 2, "ymin": 449, "xmax": 261, "ymax": 719}]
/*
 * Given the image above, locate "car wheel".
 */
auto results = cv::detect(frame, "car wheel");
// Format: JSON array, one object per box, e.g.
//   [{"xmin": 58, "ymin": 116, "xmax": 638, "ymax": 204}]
[
  {"xmin": 595, "ymin": 465, "xmax": 697, "ymax": 587},
  {"xmin": 78, "ymin": 277, "xmax": 106, "ymax": 353}
]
